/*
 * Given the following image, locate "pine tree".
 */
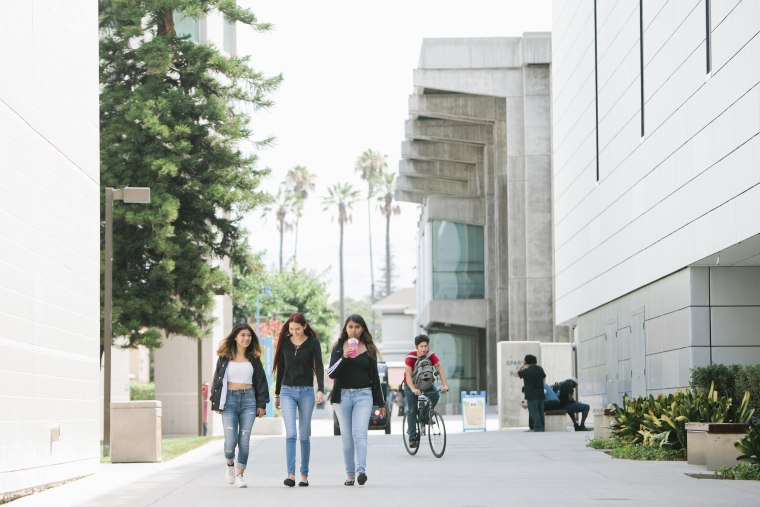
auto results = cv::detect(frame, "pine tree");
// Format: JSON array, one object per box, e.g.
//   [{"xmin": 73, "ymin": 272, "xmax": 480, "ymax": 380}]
[{"xmin": 100, "ymin": 0, "xmax": 281, "ymax": 347}]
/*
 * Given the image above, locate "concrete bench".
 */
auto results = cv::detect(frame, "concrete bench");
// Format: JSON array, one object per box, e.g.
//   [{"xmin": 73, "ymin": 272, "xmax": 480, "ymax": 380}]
[
  {"xmin": 545, "ymin": 409, "xmax": 570, "ymax": 432},
  {"xmin": 685, "ymin": 422, "xmax": 749, "ymax": 470},
  {"xmin": 593, "ymin": 408, "xmax": 615, "ymax": 440}
]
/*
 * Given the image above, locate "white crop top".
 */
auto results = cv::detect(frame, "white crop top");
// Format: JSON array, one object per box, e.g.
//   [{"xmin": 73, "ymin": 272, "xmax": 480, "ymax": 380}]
[{"xmin": 227, "ymin": 361, "xmax": 253, "ymax": 384}]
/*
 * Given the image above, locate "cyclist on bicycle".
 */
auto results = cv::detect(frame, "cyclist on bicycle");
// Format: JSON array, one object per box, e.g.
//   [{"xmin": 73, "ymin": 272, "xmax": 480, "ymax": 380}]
[{"xmin": 403, "ymin": 334, "xmax": 449, "ymax": 448}]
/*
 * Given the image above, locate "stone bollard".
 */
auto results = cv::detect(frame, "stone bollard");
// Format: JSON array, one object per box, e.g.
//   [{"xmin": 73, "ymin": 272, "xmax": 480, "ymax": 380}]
[{"xmin": 111, "ymin": 400, "xmax": 162, "ymax": 463}]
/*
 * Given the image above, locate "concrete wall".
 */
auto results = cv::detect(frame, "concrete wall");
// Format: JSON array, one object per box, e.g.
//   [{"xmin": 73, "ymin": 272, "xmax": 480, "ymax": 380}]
[
  {"xmin": 552, "ymin": 1, "xmax": 760, "ymax": 324},
  {"xmin": 399, "ymin": 35, "xmax": 566, "ymax": 410},
  {"xmin": 0, "ymin": 1, "xmax": 100, "ymax": 495},
  {"xmin": 575, "ymin": 266, "xmax": 760, "ymax": 410}
]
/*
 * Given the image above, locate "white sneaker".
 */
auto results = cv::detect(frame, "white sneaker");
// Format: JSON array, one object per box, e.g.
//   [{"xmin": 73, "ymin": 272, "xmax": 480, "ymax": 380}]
[
  {"xmin": 226, "ymin": 464, "xmax": 235, "ymax": 485},
  {"xmin": 234, "ymin": 475, "xmax": 247, "ymax": 488}
]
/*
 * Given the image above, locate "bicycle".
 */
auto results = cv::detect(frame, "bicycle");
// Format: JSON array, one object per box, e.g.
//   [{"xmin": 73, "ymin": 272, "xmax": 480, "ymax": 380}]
[{"xmin": 402, "ymin": 393, "xmax": 447, "ymax": 457}]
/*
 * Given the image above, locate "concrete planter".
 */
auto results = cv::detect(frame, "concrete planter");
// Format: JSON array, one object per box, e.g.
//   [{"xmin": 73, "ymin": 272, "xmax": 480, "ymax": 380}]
[{"xmin": 111, "ymin": 400, "xmax": 162, "ymax": 463}]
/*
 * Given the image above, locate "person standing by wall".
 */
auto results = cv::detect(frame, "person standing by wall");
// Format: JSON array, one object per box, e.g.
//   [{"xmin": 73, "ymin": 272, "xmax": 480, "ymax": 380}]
[
  {"xmin": 513, "ymin": 354, "xmax": 546, "ymax": 432},
  {"xmin": 273, "ymin": 312, "xmax": 325, "ymax": 487},
  {"xmin": 327, "ymin": 314, "xmax": 385, "ymax": 486},
  {"xmin": 210, "ymin": 324, "xmax": 269, "ymax": 488}
]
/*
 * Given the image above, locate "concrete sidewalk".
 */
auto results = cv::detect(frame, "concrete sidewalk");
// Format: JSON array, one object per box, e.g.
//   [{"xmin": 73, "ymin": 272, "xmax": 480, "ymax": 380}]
[{"xmin": 9, "ymin": 416, "xmax": 759, "ymax": 507}]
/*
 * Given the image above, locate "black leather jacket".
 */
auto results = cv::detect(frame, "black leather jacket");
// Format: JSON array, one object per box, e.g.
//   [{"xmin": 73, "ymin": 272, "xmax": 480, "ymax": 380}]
[{"xmin": 210, "ymin": 355, "xmax": 270, "ymax": 411}]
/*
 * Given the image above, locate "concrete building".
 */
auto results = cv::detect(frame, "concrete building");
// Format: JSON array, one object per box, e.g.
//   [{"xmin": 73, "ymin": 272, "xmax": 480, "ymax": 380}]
[
  {"xmin": 0, "ymin": 2, "xmax": 100, "ymax": 497},
  {"xmin": 396, "ymin": 35, "xmax": 569, "ymax": 412},
  {"xmin": 372, "ymin": 287, "xmax": 417, "ymax": 386},
  {"xmin": 552, "ymin": 1, "xmax": 760, "ymax": 409}
]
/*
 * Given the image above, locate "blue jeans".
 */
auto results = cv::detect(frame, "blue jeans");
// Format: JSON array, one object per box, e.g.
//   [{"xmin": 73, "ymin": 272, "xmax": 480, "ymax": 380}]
[
  {"xmin": 403, "ymin": 384, "xmax": 439, "ymax": 439},
  {"xmin": 222, "ymin": 389, "xmax": 257, "ymax": 469},
  {"xmin": 527, "ymin": 399, "xmax": 545, "ymax": 432},
  {"xmin": 280, "ymin": 386, "xmax": 316, "ymax": 476},
  {"xmin": 334, "ymin": 388, "xmax": 373, "ymax": 476}
]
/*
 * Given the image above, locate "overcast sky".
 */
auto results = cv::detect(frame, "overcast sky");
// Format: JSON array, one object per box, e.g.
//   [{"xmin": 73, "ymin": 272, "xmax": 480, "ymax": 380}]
[{"xmin": 236, "ymin": 0, "xmax": 552, "ymax": 302}]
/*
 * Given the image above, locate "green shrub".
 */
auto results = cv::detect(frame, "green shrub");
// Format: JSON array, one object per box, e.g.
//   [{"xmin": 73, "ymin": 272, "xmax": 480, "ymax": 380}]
[
  {"xmin": 716, "ymin": 463, "xmax": 760, "ymax": 481},
  {"xmin": 130, "ymin": 381, "xmax": 155, "ymax": 401},
  {"xmin": 610, "ymin": 385, "xmax": 753, "ymax": 451},
  {"xmin": 691, "ymin": 364, "xmax": 760, "ymax": 424},
  {"xmin": 735, "ymin": 426, "xmax": 760, "ymax": 466},
  {"xmin": 609, "ymin": 444, "xmax": 685, "ymax": 461}
]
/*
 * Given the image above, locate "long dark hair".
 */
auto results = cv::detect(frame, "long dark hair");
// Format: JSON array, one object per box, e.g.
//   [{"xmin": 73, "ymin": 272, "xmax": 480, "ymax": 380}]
[
  {"xmin": 337, "ymin": 314, "xmax": 379, "ymax": 359},
  {"xmin": 216, "ymin": 323, "xmax": 262, "ymax": 360},
  {"xmin": 273, "ymin": 312, "xmax": 318, "ymax": 373}
]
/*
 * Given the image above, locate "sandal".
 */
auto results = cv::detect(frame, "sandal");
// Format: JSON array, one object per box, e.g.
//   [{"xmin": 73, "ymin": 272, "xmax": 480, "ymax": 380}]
[{"xmin": 344, "ymin": 478, "xmax": 355, "ymax": 486}]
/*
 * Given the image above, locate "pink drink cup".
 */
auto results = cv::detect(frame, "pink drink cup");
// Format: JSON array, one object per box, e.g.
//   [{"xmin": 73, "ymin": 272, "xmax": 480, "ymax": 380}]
[{"xmin": 348, "ymin": 338, "xmax": 359, "ymax": 358}]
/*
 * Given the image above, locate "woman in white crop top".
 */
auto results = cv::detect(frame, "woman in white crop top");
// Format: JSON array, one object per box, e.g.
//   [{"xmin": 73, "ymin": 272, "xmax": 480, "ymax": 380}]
[{"xmin": 210, "ymin": 323, "xmax": 268, "ymax": 488}]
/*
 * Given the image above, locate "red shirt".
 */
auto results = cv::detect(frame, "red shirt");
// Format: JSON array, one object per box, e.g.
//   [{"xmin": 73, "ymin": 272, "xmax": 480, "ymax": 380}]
[{"xmin": 402, "ymin": 350, "xmax": 440, "ymax": 386}]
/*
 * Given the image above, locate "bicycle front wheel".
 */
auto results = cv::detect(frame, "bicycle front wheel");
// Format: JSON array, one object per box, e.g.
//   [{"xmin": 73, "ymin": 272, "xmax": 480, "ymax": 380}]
[
  {"xmin": 428, "ymin": 411, "xmax": 446, "ymax": 458},
  {"xmin": 402, "ymin": 413, "xmax": 420, "ymax": 455}
]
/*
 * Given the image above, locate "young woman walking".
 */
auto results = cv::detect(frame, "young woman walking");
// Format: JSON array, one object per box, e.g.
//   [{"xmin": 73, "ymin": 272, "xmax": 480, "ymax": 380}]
[
  {"xmin": 210, "ymin": 323, "xmax": 269, "ymax": 488},
  {"xmin": 327, "ymin": 314, "xmax": 385, "ymax": 486},
  {"xmin": 273, "ymin": 312, "xmax": 325, "ymax": 487}
]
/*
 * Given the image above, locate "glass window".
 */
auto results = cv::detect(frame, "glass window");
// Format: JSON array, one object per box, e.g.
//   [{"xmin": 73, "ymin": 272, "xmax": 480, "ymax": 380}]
[
  {"xmin": 174, "ymin": 12, "xmax": 200, "ymax": 42},
  {"xmin": 432, "ymin": 221, "xmax": 484, "ymax": 299},
  {"xmin": 223, "ymin": 18, "xmax": 236, "ymax": 55},
  {"xmin": 429, "ymin": 331, "xmax": 478, "ymax": 406}
]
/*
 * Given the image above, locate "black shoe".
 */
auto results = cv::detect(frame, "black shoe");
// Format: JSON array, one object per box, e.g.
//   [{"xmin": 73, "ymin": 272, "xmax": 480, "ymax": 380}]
[
  {"xmin": 409, "ymin": 436, "xmax": 419, "ymax": 448},
  {"xmin": 283, "ymin": 477, "xmax": 296, "ymax": 487},
  {"xmin": 298, "ymin": 481, "xmax": 309, "ymax": 487},
  {"xmin": 577, "ymin": 424, "xmax": 591, "ymax": 431},
  {"xmin": 344, "ymin": 479, "xmax": 355, "ymax": 486},
  {"xmin": 357, "ymin": 473, "xmax": 367, "ymax": 485}
]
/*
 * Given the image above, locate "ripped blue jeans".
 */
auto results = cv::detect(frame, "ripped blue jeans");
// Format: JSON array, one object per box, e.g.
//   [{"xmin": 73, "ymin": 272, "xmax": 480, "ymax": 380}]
[{"xmin": 222, "ymin": 388, "xmax": 257, "ymax": 469}]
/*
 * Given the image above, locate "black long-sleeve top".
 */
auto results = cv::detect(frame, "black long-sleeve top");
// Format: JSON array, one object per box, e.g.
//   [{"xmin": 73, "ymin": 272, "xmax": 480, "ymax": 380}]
[
  {"xmin": 327, "ymin": 339, "xmax": 385, "ymax": 406},
  {"xmin": 274, "ymin": 335, "xmax": 325, "ymax": 395}
]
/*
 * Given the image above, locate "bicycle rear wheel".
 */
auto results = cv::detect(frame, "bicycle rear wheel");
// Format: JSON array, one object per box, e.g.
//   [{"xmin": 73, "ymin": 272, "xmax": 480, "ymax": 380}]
[
  {"xmin": 402, "ymin": 414, "xmax": 420, "ymax": 455},
  {"xmin": 428, "ymin": 411, "xmax": 446, "ymax": 458}
]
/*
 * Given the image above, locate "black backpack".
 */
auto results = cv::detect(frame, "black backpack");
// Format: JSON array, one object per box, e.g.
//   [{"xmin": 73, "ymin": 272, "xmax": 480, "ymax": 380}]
[{"xmin": 411, "ymin": 353, "xmax": 435, "ymax": 390}]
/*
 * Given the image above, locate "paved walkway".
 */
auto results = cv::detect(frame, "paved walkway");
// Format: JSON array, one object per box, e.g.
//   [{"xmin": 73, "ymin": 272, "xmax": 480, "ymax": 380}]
[{"xmin": 10, "ymin": 413, "xmax": 759, "ymax": 507}]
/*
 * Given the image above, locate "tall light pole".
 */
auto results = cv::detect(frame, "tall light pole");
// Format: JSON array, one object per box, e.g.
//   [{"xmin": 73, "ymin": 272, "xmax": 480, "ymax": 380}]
[
  {"xmin": 255, "ymin": 287, "xmax": 271, "ymax": 337},
  {"xmin": 103, "ymin": 186, "xmax": 150, "ymax": 457}
]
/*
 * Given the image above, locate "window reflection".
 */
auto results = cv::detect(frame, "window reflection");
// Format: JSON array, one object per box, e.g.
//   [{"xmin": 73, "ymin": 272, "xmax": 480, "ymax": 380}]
[{"xmin": 432, "ymin": 221, "xmax": 484, "ymax": 299}]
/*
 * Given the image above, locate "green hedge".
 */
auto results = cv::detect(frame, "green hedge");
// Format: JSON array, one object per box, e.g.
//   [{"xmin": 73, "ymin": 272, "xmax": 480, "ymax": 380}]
[
  {"xmin": 691, "ymin": 364, "xmax": 760, "ymax": 423},
  {"xmin": 130, "ymin": 381, "xmax": 155, "ymax": 401}
]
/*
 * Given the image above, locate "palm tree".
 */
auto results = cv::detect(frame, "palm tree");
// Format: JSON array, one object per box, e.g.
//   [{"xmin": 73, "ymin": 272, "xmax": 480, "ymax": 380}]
[
  {"xmin": 378, "ymin": 172, "xmax": 401, "ymax": 298},
  {"xmin": 285, "ymin": 165, "xmax": 316, "ymax": 265},
  {"xmin": 263, "ymin": 184, "xmax": 293, "ymax": 272},
  {"xmin": 355, "ymin": 148, "xmax": 387, "ymax": 304},
  {"xmin": 322, "ymin": 182, "xmax": 360, "ymax": 325}
]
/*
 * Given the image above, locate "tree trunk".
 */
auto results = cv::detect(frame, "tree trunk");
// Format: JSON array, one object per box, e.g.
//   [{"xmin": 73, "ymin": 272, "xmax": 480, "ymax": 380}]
[
  {"xmin": 278, "ymin": 221, "xmax": 284, "ymax": 272},
  {"xmin": 367, "ymin": 197, "xmax": 375, "ymax": 301},
  {"xmin": 339, "ymin": 220, "xmax": 345, "ymax": 326},
  {"xmin": 293, "ymin": 216, "xmax": 300, "ymax": 267},
  {"xmin": 157, "ymin": 10, "xmax": 175, "ymax": 36},
  {"xmin": 385, "ymin": 207, "xmax": 391, "ymax": 296}
]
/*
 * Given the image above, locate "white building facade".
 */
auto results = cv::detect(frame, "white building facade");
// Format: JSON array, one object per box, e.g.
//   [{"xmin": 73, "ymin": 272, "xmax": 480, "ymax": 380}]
[
  {"xmin": 552, "ymin": 1, "xmax": 760, "ymax": 408},
  {"xmin": 0, "ymin": 2, "xmax": 100, "ymax": 496}
]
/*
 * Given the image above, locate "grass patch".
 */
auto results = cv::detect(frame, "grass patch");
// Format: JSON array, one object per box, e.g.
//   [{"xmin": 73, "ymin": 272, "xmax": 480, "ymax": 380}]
[
  {"xmin": 101, "ymin": 436, "xmax": 221, "ymax": 463},
  {"xmin": 586, "ymin": 437, "xmax": 621, "ymax": 450},
  {"xmin": 716, "ymin": 463, "xmax": 760, "ymax": 481},
  {"xmin": 161, "ymin": 436, "xmax": 221, "ymax": 461},
  {"xmin": 608, "ymin": 444, "xmax": 685, "ymax": 461}
]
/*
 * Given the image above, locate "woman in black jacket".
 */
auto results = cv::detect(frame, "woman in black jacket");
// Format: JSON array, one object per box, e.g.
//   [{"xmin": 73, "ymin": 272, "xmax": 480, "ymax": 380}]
[
  {"xmin": 210, "ymin": 323, "xmax": 269, "ymax": 488},
  {"xmin": 273, "ymin": 312, "xmax": 324, "ymax": 487},
  {"xmin": 327, "ymin": 314, "xmax": 385, "ymax": 487}
]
